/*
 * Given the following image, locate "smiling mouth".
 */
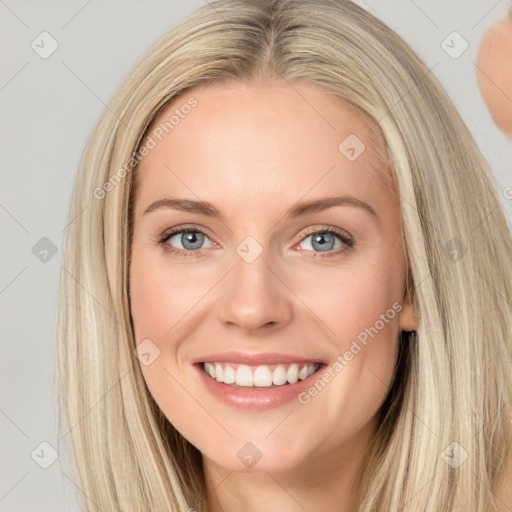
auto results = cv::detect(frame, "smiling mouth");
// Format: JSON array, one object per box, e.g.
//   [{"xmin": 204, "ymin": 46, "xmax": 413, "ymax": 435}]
[{"xmin": 201, "ymin": 361, "xmax": 323, "ymax": 388}]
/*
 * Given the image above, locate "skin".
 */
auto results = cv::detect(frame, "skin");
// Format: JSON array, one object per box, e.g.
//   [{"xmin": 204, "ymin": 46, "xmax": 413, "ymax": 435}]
[
  {"xmin": 129, "ymin": 78, "xmax": 418, "ymax": 511},
  {"xmin": 476, "ymin": 15, "xmax": 512, "ymax": 140}
]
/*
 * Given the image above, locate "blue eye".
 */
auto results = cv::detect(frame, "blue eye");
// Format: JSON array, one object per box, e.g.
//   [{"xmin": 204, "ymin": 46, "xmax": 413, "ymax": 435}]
[
  {"xmin": 157, "ymin": 225, "xmax": 354, "ymax": 258},
  {"xmin": 292, "ymin": 226, "xmax": 354, "ymax": 258},
  {"xmin": 159, "ymin": 227, "xmax": 215, "ymax": 256},
  {"xmin": 301, "ymin": 231, "xmax": 342, "ymax": 252}
]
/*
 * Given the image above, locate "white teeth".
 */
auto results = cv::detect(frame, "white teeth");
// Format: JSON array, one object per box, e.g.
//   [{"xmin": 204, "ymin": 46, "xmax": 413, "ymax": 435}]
[
  {"xmin": 235, "ymin": 365, "xmax": 253, "ymax": 386},
  {"xmin": 223, "ymin": 365, "xmax": 236, "ymax": 384},
  {"xmin": 215, "ymin": 363, "xmax": 223, "ymax": 382},
  {"xmin": 253, "ymin": 365, "xmax": 273, "ymax": 387},
  {"xmin": 286, "ymin": 364, "xmax": 299, "ymax": 384},
  {"xmin": 298, "ymin": 364, "xmax": 309, "ymax": 380},
  {"xmin": 272, "ymin": 364, "xmax": 287, "ymax": 385},
  {"xmin": 205, "ymin": 362, "xmax": 215, "ymax": 378},
  {"xmin": 202, "ymin": 361, "xmax": 319, "ymax": 387}
]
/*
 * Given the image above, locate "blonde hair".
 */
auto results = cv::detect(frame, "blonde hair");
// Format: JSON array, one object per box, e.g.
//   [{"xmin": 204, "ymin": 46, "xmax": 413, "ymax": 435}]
[{"xmin": 56, "ymin": 0, "xmax": 512, "ymax": 510}]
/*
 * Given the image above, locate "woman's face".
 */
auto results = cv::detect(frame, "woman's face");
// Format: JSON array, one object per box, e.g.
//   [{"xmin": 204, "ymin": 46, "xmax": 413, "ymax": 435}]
[{"xmin": 129, "ymin": 78, "xmax": 417, "ymax": 479}]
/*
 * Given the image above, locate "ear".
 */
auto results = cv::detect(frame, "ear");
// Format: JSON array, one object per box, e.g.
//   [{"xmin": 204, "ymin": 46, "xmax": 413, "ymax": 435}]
[{"xmin": 399, "ymin": 275, "xmax": 418, "ymax": 332}]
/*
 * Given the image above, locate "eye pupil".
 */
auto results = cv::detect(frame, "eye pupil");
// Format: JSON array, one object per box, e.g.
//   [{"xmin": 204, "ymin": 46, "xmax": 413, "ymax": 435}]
[
  {"xmin": 312, "ymin": 233, "xmax": 335, "ymax": 252},
  {"xmin": 182, "ymin": 231, "xmax": 204, "ymax": 250}
]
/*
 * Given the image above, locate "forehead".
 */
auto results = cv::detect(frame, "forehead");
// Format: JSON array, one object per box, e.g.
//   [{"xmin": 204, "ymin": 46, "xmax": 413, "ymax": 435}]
[{"xmin": 133, "ymin": 79, "xmax": 394, "ymax": 215}]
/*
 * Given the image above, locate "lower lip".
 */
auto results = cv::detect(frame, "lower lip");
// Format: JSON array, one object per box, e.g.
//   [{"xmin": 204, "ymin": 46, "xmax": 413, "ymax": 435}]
[{"xmin": 194, "ymin": 363, "xmax": 325, "ymax": 411}]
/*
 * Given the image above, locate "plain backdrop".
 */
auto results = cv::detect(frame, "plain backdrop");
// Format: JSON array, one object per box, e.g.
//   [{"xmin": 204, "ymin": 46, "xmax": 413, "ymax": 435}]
[{"xmin": 1, "ymin": 1, "xmax": 511, "ymax": 510}]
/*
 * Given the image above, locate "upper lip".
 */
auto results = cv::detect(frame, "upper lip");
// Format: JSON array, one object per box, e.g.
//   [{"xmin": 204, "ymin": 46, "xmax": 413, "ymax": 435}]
[{"xmin": 191, "ymin": 351, "xmax": 325, "ymax": 366}]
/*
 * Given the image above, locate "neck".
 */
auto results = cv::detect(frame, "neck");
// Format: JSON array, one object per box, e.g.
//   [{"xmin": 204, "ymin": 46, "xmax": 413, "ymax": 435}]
[{"xmin": 202, "ymin": 416, "xmax": 378, "ymax": 512}]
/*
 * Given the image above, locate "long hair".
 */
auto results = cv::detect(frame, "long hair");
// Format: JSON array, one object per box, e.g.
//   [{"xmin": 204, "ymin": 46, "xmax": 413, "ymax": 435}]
[{"xmin": 56, "ymin": 0, "xmax": 512, "ymax": 510}]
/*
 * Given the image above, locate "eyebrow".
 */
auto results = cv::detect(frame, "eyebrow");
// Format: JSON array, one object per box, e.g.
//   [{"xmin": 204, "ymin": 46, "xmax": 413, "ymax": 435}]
[{"xmin": 143, "ymin": 195, "xmax": 378, "ymax": 221}]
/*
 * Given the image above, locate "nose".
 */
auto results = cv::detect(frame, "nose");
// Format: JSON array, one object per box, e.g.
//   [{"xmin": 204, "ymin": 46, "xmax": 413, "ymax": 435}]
[{"xmin": 217, "ymin": 245, "xmax": 293, "ymax": 334}]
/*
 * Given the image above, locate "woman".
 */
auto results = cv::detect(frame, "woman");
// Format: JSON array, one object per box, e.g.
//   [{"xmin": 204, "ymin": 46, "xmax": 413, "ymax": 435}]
[{"xmin": 56, "ymin": 0, "xmax": 512, "ymax": 510}]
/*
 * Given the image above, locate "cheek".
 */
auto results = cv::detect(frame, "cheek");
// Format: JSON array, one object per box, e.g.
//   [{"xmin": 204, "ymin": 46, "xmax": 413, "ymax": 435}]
[
  {"xmin": 129, "ymin": 252, "xmax": 203, "ymax": 426},
  {"xmin": 298, "ymin": 258, "xmax": 404, "ymax": 346},
  {"xmin": 294, "ymin": 268, "xmax": 403, "ymax": 434},
  {"xmin": 129, "ymin": 249, "xmax": 186, "ymax": 387},
  {"xmin": 129, "ymin": 249, "xmax": 209, "ymax": 342},
  {"xmin": 130, "ymin": 274, "xmax": 173, "ymax": 351},
  {"xmin": 297, "ymin": 260, "xmax": 403, "ymax": 402}
]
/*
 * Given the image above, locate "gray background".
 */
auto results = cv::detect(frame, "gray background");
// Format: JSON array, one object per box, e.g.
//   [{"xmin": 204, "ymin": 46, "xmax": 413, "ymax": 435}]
[{"xmin": 1, "ymin": 1, "xmax": 511, "ymax": 510}]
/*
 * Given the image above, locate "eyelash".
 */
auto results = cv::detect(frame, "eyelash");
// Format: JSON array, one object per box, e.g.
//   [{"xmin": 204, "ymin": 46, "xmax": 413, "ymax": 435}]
[{"xmin": 156, "ymin": 224, "xmax": 354, "ymax": 258}]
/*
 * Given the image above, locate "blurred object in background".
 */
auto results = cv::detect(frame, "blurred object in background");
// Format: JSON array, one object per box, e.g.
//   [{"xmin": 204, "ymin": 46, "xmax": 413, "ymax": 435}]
[{"xmin": 476, "ymin": 3, "xmax": 512, "ymax": 141}]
